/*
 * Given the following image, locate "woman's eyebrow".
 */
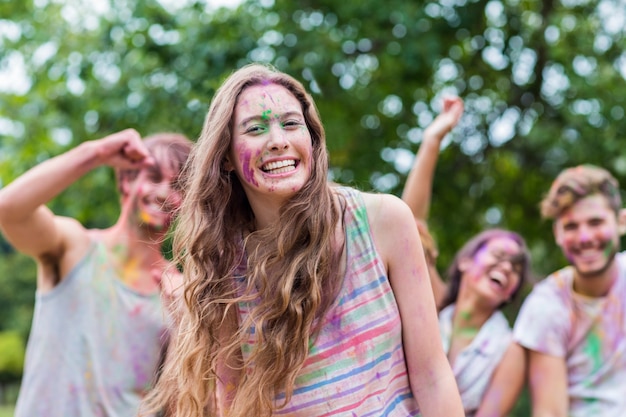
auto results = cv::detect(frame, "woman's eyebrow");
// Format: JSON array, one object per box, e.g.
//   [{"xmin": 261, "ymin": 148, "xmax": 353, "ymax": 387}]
[{"xmin": 239, "ymin": 110, "xmax": 304, "ymax": 127}]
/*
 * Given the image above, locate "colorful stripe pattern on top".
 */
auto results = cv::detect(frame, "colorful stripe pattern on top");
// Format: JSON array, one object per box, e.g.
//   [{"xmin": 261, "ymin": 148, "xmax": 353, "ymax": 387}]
[{"xmin": 236, "ymin": 186, "xmax": 420, "ymax": 416}]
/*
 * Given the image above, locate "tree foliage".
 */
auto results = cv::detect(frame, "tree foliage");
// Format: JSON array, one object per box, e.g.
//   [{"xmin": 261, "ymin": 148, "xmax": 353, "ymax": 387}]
[
  {"xmin": 1, "ymin": 0, "xmax": 625, "ymax": 412},
  {"xmin": 0, "ymin": 332, "xmax": 24, "ymax": 382}
]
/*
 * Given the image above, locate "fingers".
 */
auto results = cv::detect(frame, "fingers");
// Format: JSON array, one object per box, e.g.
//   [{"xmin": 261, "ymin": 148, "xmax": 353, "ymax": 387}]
[
  {"xmin": 97, "ymin": 129, "xmax": 155, "ymax": 169},
  {"xmin": 121, "ymin": 142, "xmax": 155, "ymax": 168},
  {"xmin": 441, "ymin": 96, "xmax": 464, "ymax": 123},
  {"xmin": 423, "ymin": 97, "xmax": 464, "ymax": 142},
  {"xmin": 119, "ymin": 130, "xmax": 153, "ymax": 164},
  {"xmin": 424, "ymin": 96, "xmax": 464, "ymax": 140}
]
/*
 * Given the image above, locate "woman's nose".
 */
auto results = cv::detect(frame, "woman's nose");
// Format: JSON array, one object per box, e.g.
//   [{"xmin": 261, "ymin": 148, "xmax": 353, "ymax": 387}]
[{"xmin": 267, "ymin": 125, "xmax": 289, "ymax": 151}]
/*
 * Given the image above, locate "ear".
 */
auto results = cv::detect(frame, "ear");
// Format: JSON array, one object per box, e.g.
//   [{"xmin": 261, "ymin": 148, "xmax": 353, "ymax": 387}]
[
  {"xmin": 553, "ymin": 220, "xmax": 564, "ymax": 247},
  {"xmin": 223, "ymin": 155, "xmax": 234, "ymax": 172},
  {"xmin": 458, "ymin": 257, "xmax": 472, "ymax": 272},
  {"xmin": 617, "ymin": 209, "xmax": 626, "ymax": 236},
  {"xmin": 118, "ymin": 172, "xmax": 133, "ymax": 198}
]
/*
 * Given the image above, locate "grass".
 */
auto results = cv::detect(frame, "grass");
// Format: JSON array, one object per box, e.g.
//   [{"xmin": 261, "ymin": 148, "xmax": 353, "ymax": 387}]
[{"xmin": 0, "ymin": 405, "xmax": 14, "ymax": 417}]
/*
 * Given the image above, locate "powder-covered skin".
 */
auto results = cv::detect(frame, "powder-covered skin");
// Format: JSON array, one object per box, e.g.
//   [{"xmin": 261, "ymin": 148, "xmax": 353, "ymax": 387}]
[
  {"xmin": 229, "ymin": 82, "xmax": 312, "ymax": 213},
  {"xmin": 554, "ymin": 194, "xmax": 621, "ymax": 280},
  {"xmin": 459, "ymin": 237, "xmax": 523, "ymax": 308},
  {"xmin": 129, "ymin": 168, "xmax": 181, "ymax": 233}
]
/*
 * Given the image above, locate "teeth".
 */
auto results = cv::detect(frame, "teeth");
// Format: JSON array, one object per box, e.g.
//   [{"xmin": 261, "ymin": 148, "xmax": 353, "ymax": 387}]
[
  {"xmin": 145, "ymin": 201, "xmax": 167, "ymax": 212},
  {"xmin": 489, "ymin": 271, "xmax": 506, "ymax": 286},
  {"xmin": 579, "ymin": 249, "xmax": 599, "ymax": 257},
  {"xmin": 263, "ymin": 160, "xmax": 296, "ymax": 173}
]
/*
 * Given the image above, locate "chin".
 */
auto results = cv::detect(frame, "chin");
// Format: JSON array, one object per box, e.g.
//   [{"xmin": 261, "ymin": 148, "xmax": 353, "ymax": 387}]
[
  {"xmin": 140, "ymin": 220, "xmax": 170, "ymax": 233},
  {"xmin": 575, "ymin": 259, "xmax": 616, "ymax": 279}
]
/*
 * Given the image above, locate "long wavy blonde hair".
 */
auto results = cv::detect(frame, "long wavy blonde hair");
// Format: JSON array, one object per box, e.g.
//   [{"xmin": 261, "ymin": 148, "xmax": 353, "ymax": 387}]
[{"xmin": 143, "ymin": 63, "xmax": 343, "ymax": 416}]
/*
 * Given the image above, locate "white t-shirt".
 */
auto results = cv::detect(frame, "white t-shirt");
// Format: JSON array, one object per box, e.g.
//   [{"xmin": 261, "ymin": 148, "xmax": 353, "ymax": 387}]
[
  {"xmin": 439, "ymin": 305, "xmax": 512, "ymax": 417},
  {"xmin": 514, "ymin": 253, "xmax": 626, "ymax": 416}
]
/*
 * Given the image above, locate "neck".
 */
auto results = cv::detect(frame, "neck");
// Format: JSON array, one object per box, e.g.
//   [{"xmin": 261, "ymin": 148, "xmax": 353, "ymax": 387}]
[
  {"xmin": 102, "ymin": 218, "xmax": 167, "ymax": 294},
  {"xmin": 573, "ymin": 258, "xmax": 619, "ymax": 297},
  {"xmin": 248, "ymin": 196, "xmax": 285, "ymax": 231},
  {"xmin": 450, "ymin": 298, "xmax": 492, "ymax": 340}
]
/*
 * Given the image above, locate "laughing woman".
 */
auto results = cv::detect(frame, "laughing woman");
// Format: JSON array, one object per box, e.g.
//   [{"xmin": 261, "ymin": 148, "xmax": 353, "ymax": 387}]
[
  {"xmin": 401, "ymin": 96, "xmax": 531, "ymax": 417},
  {"xmin": 142, "ymin": 63, "xmax": 464, "ymax": 417}
]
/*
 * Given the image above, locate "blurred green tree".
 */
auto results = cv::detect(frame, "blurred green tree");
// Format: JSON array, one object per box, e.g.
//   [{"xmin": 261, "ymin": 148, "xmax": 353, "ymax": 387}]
[
  {"xmin": 1, "ymin": 0, "xmax": 625, "ymax": 414},
  {"xmin": 0, "ymin": 331, "xmax": 25, "ymax": 404}
]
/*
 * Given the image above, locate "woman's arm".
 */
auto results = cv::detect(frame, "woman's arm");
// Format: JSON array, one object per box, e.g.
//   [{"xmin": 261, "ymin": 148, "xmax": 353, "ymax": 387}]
[
  {"xmin": 475, "ymin": 342, "xmax": 527, "ymax": 417},
  {"xmin": 401, "ymin": 97, "xmax": 464, "ymax": 221},
  {"xmin": 415, "ymin": 219, "xmax": 447, "ymax": 310},
  {"xmin": 401, "ymin": 97, "xmax": 464, "ymax": 309},
  {"xmin": 365, "ymin": 193, "xmax": 464, "ymax": 417}
]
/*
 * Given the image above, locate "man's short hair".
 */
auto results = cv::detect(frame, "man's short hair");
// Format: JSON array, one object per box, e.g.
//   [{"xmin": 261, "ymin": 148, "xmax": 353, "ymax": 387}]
[
  {"xmin": 540, "ymin": 164, "xmax": 621, "ymax": 220},
  {"xmin": 116, "ymin": 132, "xmax": 193, "ymax": 194}
]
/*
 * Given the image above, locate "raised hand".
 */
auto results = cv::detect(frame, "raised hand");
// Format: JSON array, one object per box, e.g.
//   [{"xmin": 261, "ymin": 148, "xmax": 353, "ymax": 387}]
[
  {"xmin": 93, "ymin": 129, "xmax": 154, "ymax": 170},
  {"xmin": 423, "ymin": 96, "xmax": 464, "ymax": 145}
]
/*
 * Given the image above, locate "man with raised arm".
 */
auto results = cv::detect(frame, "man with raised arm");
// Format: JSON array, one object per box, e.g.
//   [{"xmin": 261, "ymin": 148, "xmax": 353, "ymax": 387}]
[{"xmin": 0, "ymin": 129, "xmax": 192, "ymax": 417}]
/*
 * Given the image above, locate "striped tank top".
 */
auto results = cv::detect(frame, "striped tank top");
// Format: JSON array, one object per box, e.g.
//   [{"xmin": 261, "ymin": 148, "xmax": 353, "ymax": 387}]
[{"xmin": 237, "ymin": 186, "xmax": 421, "ymax": 416}]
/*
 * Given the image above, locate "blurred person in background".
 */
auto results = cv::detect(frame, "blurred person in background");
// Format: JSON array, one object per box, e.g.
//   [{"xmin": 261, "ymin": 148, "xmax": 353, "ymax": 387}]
[
  {"xmin": 402, "ymin": 96, "xmax": 531, "ymax": 417},
  {"xmin": 514, "ymin": 164, "xmax": 626, "ymax": 416},
  {"xmin": 0, "ymin": 129, "xmax": 192, "ymax": 417}
]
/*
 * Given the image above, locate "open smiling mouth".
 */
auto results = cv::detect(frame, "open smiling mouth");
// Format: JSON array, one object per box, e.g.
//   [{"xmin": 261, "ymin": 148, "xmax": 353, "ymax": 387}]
[
  {"xmin": 262, "ymin": 159, "xmax": 298, "ymax": 174},
  {"xmin": 143, "ymin": 199, "xmax": 172, "ymax": 214},
  {"xmin": 488, "ymin": 271, "xmax": 506, "ymax": 288}
]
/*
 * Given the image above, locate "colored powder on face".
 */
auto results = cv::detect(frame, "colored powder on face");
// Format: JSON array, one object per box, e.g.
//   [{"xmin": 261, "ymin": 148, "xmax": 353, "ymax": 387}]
[
  {"xmin": 602, "ymin": 236, "xmax": 615, "ymax": 257},
  {"xmin": 563, "ymin": 249, "xmax": 576, "ymax": 264},
  {"xmin": 139, "ymin": 210, "xmax": 165, "ymax": 231},
  {"xmin": 470, "ymin": 247, "xmax": 490, "ymax": 279},
  {"xmin": 139, "ymin": 210, "xmax": 152, "ymax": 224},
  {"xmin": 261, "ymin": 109, "xmax": 272, "ymax": 120},
  {"xmin": 240, "ymin": 148, "xmax": 258, "ymax": 187}
]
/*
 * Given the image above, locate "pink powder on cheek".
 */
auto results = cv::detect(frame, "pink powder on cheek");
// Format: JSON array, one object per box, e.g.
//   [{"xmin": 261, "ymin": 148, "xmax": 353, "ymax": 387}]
[
  {"xmin": 239, "ymin": 148, "xmax": 258, "ymax": 187},
  {"xmin": 603, "ymin": 238, "xmax": 616, "ymax": 257},
  {"xmin": 466, "ymin": 248, "xmax": 489, "ymax": 281},
  {"xmin": 562, "ymin": 249, "xmax": 576, "ymax": 264}
]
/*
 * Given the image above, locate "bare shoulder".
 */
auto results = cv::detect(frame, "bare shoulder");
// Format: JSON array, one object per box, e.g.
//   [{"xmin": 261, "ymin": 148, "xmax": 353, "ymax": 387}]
[
  {"xmin": 57, "ymin": 216, "xmax": 91, "ymax": 247},
  {"xmin": 37, "ymin": 216, "xmax": 90, "ymax": 261},
  {"xmin": 360, "ymin": 192, "xmax": 418, "ymax": 263},
  {"xmin": 360, "ymin": 192, "xmax": 415, "ymax": 231}
]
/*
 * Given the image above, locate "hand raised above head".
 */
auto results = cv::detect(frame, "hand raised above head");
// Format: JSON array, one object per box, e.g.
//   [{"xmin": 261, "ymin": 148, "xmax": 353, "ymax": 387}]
[
  {"xmin": 423, "ymin": 96, "xmax": 464, "ymax": 144},
  {"xmin": 94, "ymin": 128, "xmax": 155, "ymax": 170}
]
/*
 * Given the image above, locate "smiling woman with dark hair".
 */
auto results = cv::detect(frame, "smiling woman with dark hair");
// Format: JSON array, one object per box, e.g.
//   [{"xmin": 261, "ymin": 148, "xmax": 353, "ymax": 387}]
[{"xmin": 402, "ymin": 96, "xmax": 532, "ymax": 417}]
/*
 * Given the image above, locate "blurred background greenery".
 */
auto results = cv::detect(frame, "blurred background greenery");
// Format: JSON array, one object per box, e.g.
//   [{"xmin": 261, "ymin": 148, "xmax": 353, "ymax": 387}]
[{"xmin": 1, "ymin": 0, "xmax": 626, "ymax": 414}]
